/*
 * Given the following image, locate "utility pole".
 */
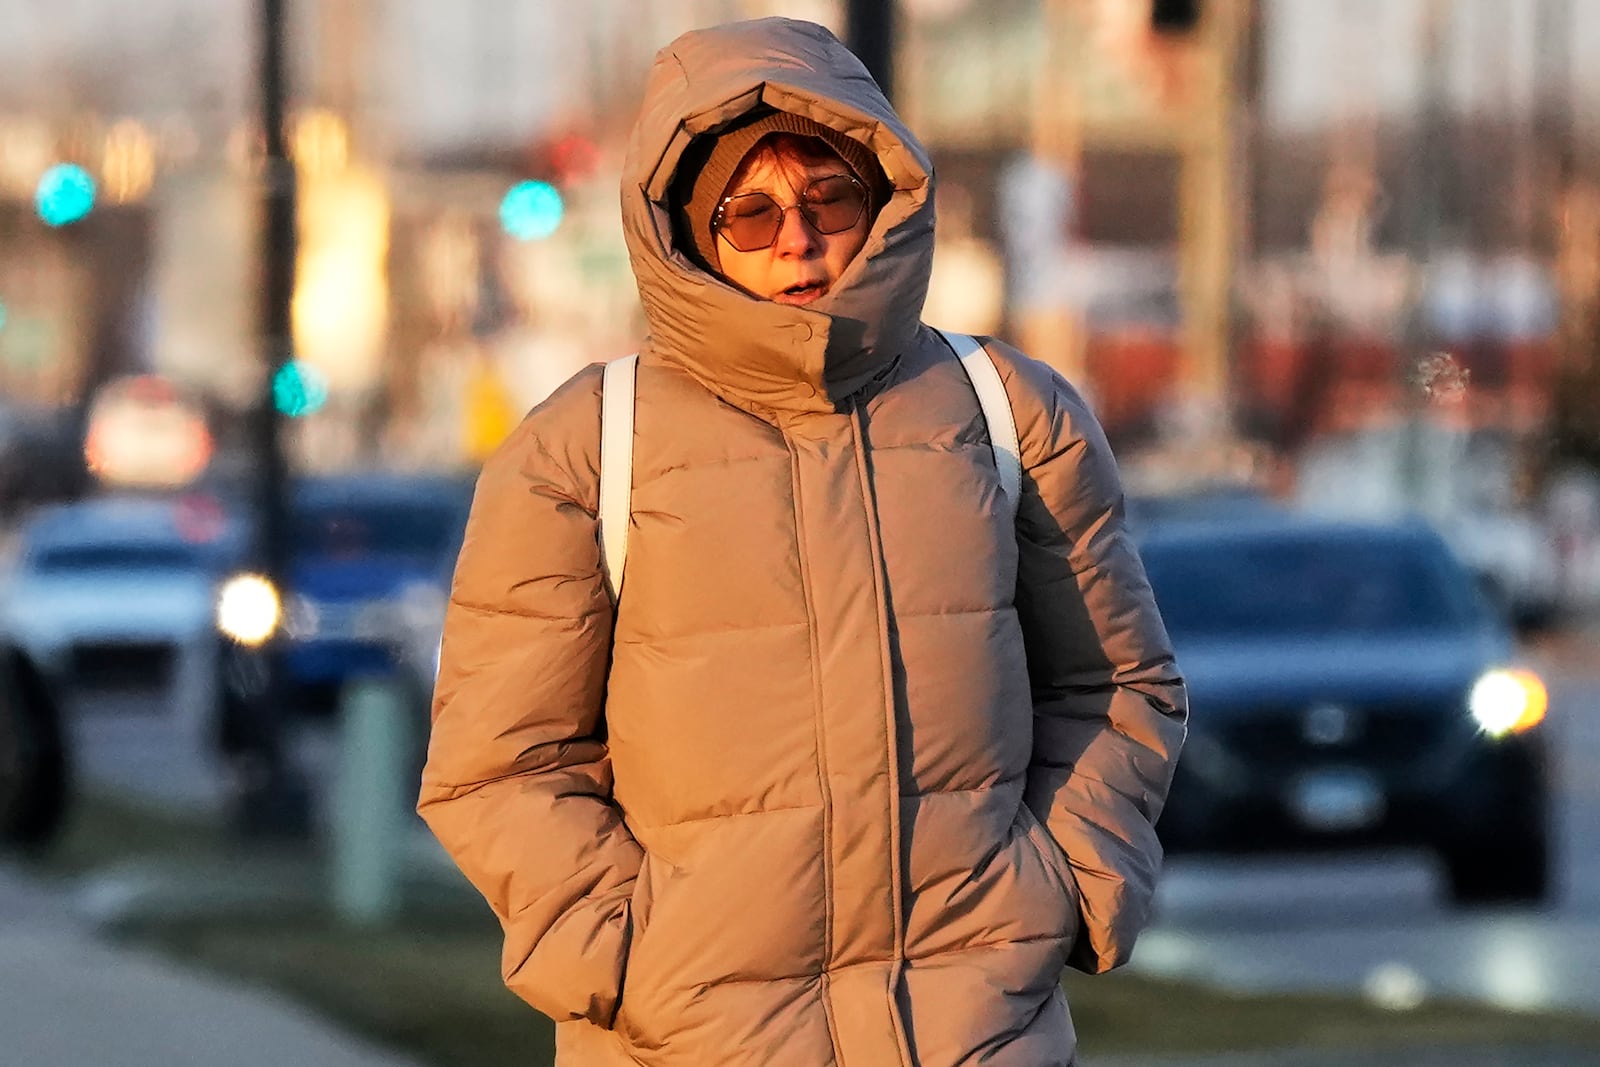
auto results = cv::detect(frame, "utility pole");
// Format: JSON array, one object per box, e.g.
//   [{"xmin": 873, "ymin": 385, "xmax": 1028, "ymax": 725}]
[
  {"xmin": 1397, "ymin": 0, "xmax": 1450, "ymax": 507},
  {"xmin": 240, "ymin": 0, "xmax": 309, "ymax": 836},
  {"xmin": 846, "ymin": 0, "xmax": 896, "ymax": 103}
]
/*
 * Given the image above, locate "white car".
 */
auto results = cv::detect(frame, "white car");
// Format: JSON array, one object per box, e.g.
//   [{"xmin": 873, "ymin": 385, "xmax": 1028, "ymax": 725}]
[{"xmin": 0, "ymin": 494, "xmax": 244, "ymax": 739}]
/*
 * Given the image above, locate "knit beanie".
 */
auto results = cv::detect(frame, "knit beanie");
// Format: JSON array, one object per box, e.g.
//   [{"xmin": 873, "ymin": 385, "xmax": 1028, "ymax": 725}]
[{"xmin": 671, "ymin": 108, "xmax": 889, "ymax": 270}]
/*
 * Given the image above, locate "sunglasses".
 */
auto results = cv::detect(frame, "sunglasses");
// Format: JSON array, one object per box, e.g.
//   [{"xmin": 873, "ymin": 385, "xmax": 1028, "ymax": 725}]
[{"xmin": 712, "ymin": 174, "xmax": 868, "ymax": 252}]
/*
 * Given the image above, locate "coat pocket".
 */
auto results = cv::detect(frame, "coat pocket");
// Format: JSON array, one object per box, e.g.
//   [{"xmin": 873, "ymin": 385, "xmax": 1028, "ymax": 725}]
[
  {"xmin": 1018, "ymin": 804, "xmax": 1082, "ymax": 931},
  {"xmin": 613, "ymin": 852, "xmax": 660, "ymax": 1031},
  {"xmin": 613, "ymin": 849, "xmax": 683, "ymax": 1043}
]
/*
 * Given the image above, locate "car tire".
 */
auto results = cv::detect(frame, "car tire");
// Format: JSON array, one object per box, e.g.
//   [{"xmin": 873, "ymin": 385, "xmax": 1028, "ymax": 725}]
[
  {"xmin": 0, "ymin": 651, "xmax": 71, "ymax": 851},
  {"xmin": 1441, "ymin": 822, "xmax": 1551, "ymax": 906}
]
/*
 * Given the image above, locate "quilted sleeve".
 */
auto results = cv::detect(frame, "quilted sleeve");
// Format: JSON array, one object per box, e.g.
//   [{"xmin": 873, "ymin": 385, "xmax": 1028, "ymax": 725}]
[
  {"xmin": 991, "ymin": 342, "xmax": 1188, "ymax": 975},
  {"xmin": 417, "ymin": 367, "xmax": 643, "ymax": 1025}
]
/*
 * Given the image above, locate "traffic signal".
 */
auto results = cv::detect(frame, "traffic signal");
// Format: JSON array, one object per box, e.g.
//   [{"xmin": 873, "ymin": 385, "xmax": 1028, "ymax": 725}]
[
  {"xmin": 34, "ymin": 163, "xmax": 96, "ymax": 227},
  {"xmin": 499, "ymin": 179, "xmax": 564, "ymax": 241},
  {"xmin": 550, "ymin": 133, "xmax": 600, "ymax": 185},
  {"xmin": 272, "ymin": 360, "xmax": 329, "ymax": 417}
]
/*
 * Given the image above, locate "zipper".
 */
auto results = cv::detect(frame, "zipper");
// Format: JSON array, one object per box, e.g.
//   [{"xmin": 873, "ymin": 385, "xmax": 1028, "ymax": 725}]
[
  {"xmin": 845, "ymin": 397, "xmax": 913, "ymax": 1067},
  {"xmin": 786, "ymin": 430, "xmax": 843, "ymax": 1063}
]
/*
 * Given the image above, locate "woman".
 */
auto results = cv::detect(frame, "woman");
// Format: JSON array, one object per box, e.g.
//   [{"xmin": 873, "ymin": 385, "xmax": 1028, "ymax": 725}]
[{"xmin": 420, "ymin": 17, "xmax": 1186, "ymax": 1066}]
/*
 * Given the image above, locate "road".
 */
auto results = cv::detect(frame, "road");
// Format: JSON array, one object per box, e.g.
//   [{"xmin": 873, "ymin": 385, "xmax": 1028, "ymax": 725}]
[
  {"xmin": 59, "ymin": 647, "xmax": 1600, "ymax": 1016},
  {"xmin": 1134, "ymin": 661, "xmax": 1600, "ymax": 1014}
]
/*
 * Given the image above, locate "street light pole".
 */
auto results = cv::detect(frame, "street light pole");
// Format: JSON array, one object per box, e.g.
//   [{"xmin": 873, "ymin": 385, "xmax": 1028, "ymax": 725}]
[
  {"xmin": 238, "ymin": 0, "xmax": 309, "ymax": 836},
  {"xmin": 1396, "ymin": 0, "xmax": 1449, "ymax": 508},
  {"xmin": 259, "ymin": 0, "xmax": 293, "ymax": 593},
  {"xmin": 846, "ymin": 0, "xmax": 896, "ymax": 103}
]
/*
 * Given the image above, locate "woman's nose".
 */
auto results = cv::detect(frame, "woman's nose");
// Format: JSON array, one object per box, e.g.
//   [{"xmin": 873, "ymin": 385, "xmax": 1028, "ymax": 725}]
[{"xmin": 773, "ymin": 205, "xmax": 821, "ymax": 255}]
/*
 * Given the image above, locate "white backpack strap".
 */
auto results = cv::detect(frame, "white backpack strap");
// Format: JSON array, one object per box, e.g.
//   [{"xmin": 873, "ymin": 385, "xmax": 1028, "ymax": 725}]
[
  {"xmin": 598, "ymin": 354, "xmax": 638, "ymax": 602},
  {"xmin": 939, "ymin": 329, "xmax": 1021, "ymax": 517}
]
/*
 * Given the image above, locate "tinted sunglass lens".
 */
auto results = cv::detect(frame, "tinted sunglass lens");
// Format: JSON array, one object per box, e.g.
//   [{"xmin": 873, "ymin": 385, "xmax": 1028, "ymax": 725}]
[
  {"xmin": 716, "ymin": 194, "xmax": 777, "ymax": 251},
  {"xmin": 800, "ymin": 177, "xmax": 867, "ymax": 235}
]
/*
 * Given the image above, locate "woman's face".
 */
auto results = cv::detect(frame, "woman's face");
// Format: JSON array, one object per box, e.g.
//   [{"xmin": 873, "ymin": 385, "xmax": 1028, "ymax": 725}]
[{"xmin": 713, "ymin": 144, "xmax": 870, "ymax": 306}]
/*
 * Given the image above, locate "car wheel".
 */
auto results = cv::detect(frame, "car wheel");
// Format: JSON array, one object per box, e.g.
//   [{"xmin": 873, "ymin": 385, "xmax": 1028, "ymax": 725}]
[
  {"xmin": 1441, "ymin": 823, "xmax": 1551, "ymax": 906},
  {"xmin": 0, "ymin": 652, "xmax": 70, "ymax": 850}
]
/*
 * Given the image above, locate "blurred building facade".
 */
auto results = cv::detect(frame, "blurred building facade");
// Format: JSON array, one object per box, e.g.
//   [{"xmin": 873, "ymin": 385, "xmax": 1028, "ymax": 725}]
[{"xmin": 1, "ymin": 0, "xmax": 1599, "ymax": 481}]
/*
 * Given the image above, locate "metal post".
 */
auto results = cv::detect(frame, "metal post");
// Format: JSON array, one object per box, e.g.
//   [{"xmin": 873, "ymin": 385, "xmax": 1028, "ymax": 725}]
[
  {"xmin": 846, "ymin": 0, "xmax": 896, "ymax": 103},
  {"xmin": 259, "ymin": 0, "xmax": 294, "ymax": 594},
  {"xmin": 332, "ymin": 678, "xmax": 409, "ymax": 926},
  {"xmin": 232, "ymin": 0, "xmax": 310, "ymax": 837},
  {"xmin": 1397, "ymin": 0, "xmax": 1450, "ymax": 506}
]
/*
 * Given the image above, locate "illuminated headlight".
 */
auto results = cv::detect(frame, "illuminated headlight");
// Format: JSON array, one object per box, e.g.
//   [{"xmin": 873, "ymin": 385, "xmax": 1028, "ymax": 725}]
[
  {"xmin": 216, "ymin": 573, "xmax": 282, "ymax": 647},
  {"xmin": 1468, "ymin": 668, "xmax": 1548, "ymax": 738}
]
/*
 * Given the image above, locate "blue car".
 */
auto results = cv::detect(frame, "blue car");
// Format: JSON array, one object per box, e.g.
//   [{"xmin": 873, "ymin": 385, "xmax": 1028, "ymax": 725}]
[
  {"xmin": 216, "ymin": 472, "xmax": 472, "ymax": 724},
  {"xmin": 1138, "ymin": 513, "xmax": 1552, "ymax": 906},
  {"xmin": 276, "ymin": 473, "xmax": 473, "ymax": 716}
]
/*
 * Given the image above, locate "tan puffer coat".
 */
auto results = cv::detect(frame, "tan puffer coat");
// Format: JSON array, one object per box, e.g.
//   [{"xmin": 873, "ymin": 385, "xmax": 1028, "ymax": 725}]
[{"xmin": 419, "ymin": 17, "xmax": 1187, "ymax": 1067}]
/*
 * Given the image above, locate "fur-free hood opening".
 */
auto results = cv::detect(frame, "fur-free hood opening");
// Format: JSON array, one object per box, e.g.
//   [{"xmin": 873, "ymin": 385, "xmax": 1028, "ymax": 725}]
[{"xmin": 620, "ymin": 17, "xmax": 937, "ymax": 418}]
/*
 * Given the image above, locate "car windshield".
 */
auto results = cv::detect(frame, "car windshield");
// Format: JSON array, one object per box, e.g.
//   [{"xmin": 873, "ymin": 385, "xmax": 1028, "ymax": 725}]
[
  {"xmin": 29, "ymin": 542, "xmax": 206, "ymax": 574},
  {"xmin": 1140, "ymin": 533, "xmax": 1484, "ymax": 639},
  {"xmin": 293, "ymin": 502, "xmax": 459, "ymax": 560}
]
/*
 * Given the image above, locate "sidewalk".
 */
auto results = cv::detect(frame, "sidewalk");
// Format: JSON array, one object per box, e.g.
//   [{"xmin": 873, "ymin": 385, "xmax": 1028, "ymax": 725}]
[{"xmin": 0, "ymin": 860, "xmax": 424, "ymax": 1067}]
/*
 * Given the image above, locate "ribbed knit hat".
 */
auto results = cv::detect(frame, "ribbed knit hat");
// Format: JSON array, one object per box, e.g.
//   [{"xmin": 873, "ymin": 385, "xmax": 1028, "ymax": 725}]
[{"xmin": 671, "ymin": 108, "xmax": 888, "ymax": 270}]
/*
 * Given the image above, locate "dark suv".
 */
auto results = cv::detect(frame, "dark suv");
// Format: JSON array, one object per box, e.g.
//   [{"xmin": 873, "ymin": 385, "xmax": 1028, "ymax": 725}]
[{"xmin": 1140, "ymin": 514, "xmax": 1552, "ymax": 905}]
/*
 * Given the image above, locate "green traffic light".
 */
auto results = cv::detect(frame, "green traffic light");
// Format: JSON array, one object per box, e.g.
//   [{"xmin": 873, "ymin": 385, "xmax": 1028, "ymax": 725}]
[
  {"xmin": 272, "ymin": 360, "xmax": 329, "ymax": 418},
  {"xmin": 35, "ymin": 164, "xmax": 96, "ymax": 227},
  {"xmin": 499, "ymin": 180, "xmax": 564, "ymax": 241}
]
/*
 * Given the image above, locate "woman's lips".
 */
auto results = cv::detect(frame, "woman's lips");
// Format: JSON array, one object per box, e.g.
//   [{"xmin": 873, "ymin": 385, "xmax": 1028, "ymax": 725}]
[{"xmin": 773, "ymin": 281, "xmax": 827, "ymax": 305}]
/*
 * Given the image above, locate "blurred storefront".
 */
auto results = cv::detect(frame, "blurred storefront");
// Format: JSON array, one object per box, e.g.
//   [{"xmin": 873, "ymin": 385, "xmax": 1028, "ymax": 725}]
[
  {"xmin": 900, "ymin": 0, "xmax": 1251, "ymax": 447},
  {"xmin": 1, "ymin": 0, "xmax": 1598, "ymax": 483}
]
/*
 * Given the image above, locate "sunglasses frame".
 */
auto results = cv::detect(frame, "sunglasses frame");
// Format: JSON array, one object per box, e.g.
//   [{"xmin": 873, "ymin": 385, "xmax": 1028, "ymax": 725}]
[{"xmin": 712, "ymin": 173, "xmax": 868, "ymax": 252}]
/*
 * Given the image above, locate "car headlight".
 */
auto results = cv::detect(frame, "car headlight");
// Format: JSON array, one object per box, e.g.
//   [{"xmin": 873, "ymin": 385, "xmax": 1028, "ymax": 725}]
[
  {"xmin": 216, "ymin": 573, "xmax": 282, "ymax": 647},
  {"xmin": 1468, "ymin": 668, "xmax": 1547, "ymax": 738}
]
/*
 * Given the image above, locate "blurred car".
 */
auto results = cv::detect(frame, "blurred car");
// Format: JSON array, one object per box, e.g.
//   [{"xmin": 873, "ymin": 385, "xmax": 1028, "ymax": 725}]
[
  {"xmin": 1294, "ymin": 426, "xmax": 1563, "ymax": 630},
  {"xmin": 0, "ymin": 643, "xmax": 69, "ymax": 849},
  {"xmin": 216, "ymin": 472, "xmax": 472, "ymax": 768},
  {"xmin": 0, "ymin": 494, "xmax": 245, "ymax": 716},
  {"xmin": 1140, "ymin": 514, "xmax": 1552, "ymax": 905},
  {"xmin": 278, "ymin": 472, "xmax": 472, "ymax": 711}
]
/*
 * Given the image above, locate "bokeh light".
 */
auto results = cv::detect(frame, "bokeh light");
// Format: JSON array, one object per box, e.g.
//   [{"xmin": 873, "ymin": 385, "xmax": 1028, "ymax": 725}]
[
  {"xmin": 1411, "ymin": 351, "xmax": 1469, "ymax": 405},
  {"xmin": 216, "ymin": 573, "xmax": 283, "ymax": 647},
  {"xmin": 291, "ymin": 108, "xmax": 350, "ymax": 179},
  {"xmin": 101, "ymin": 120, "xmax": 156, "ymax": 203},
  {"xmin": 499, "ymin": 179, "xmax": 564, "ymax": 241},
  {"xmin": 272, "ymin": 359, "xmax": 330, "ymax": 417},
  {"xmin": 34, "ymin": 162, "xmax": 96, "ymax": 226}
]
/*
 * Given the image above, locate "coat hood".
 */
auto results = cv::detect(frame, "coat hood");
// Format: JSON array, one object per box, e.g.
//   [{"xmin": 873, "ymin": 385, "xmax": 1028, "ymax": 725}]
[{"xmin": 620, "ymin": 17, "xmax": 936, "ymax": 418}]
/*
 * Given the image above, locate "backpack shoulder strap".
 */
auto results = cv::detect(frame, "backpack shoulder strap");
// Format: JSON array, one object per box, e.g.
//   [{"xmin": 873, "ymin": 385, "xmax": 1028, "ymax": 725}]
[
  {"xmin": 938, "ymin": 329, "xmax": 1021, "ymax": 517},
  {"xmin": 598, "ymin": 354, "xmax": 637, "ymax": 602}
]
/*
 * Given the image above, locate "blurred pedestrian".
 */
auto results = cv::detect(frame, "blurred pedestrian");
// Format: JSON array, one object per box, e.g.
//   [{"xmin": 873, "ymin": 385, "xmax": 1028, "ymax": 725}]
[{"xmin": 420, "ymin": 16, "xmax": 1186, "ymax": 1066}]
